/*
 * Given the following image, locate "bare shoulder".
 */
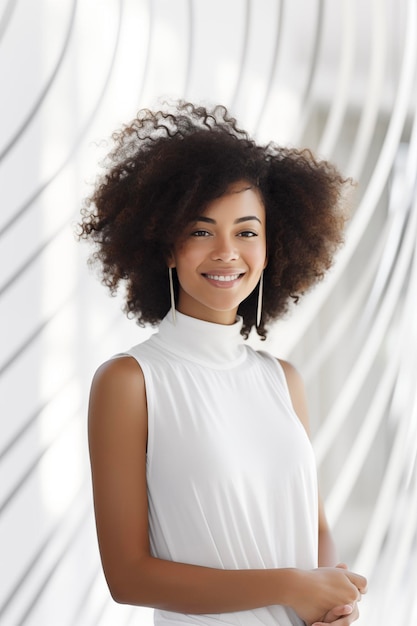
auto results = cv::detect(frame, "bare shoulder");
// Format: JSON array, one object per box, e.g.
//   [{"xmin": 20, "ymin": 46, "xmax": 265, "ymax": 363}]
[
  {"xmin": 90, "ymin": 355, "xmax": 145, "ymax": 404},
  {"xmin": 277, "ymin": 358, "xmax": 310, "ymax": 434},
  {"xmin": 278, "ymin": 359, "xmax": 303, "ymax": 386},
  {"xmin": 91, "ymin": 354, "xmax": 145, "ymax": 391},
  {"xmin": 88, "ymin": 355, "xmax": 147, "ymax": 438},
  {"xmin": 87, "ymin": 356, "xmax": 151, "ymax": 583},
  {"xmin": 277, "ymin": 358, "xmax": 306, "ymax": 401}
]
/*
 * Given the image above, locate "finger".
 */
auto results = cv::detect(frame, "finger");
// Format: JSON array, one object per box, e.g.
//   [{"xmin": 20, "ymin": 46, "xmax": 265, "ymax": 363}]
[
  {"xmin": 312, "ymin": 608, "xmax": 358, "ymax": 626},
  {"xmin": 346, "ymin": 571, "xmax": 368, "ymax": 594},
  {"xmin": 314, "ymin": 603, "xmax": 353, "ymax": 625},
  {"xmin": 356, "ymin": 576, "xmax": 367, "ymax": 594},
  {"xmin": 333, "ymin": 603, "xmax": 359, "ymax": 625},
  {"xmin": 327, "ymin": 604, "xmax": 353, "ymax": 618},
  {"xmin": 336, "ymin": 562, "xmax": 348, "ymax": 570}
]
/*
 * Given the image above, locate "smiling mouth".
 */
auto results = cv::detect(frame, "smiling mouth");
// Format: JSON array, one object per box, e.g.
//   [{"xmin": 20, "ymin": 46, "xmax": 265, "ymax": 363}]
[{"xmin": 204, "ymin": 273, "xmax": 243, "ymax": 282}]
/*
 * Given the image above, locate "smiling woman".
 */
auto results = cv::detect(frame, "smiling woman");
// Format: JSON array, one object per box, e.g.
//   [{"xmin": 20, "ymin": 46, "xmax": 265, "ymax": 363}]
[
  {"xmin": 79, "ymin": 101, "xmax": 347, "ymax": 340},
  {"xmin": 169, "ymin": 182, "xmax": 267, "ymax": 325},
  {"xmin": 77, "ymin": 101, "xmax": 366, "ymax": 626}
]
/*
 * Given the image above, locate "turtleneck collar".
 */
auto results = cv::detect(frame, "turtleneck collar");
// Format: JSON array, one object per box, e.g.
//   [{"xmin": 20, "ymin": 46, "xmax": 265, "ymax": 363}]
[{"xmin": 153, "ymin": 310, "xmax": 247, "ymax": 369}]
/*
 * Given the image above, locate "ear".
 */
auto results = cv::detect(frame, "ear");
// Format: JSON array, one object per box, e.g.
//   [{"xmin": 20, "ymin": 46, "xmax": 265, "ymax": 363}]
[
  {"xmin": 166, "ymin": 252, "xmax": 176, "ymax": 269},
  {"xmin": 263, "ymin": 255, "xmax": 268, "ymax": 270}
]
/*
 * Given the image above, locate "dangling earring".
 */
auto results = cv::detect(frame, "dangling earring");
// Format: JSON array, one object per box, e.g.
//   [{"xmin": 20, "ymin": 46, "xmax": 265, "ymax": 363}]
[
  {"xmin": 256, "ymin": 271, "xmax": 264, "ymax": 327},
  {"xmin": 169, "ymin": 266, "xmax": 176, "ymax": 324}
]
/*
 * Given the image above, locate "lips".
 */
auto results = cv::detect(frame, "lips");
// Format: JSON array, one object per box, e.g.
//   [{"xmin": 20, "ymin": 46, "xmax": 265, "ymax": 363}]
[
  {"xmin": 202, "ymin": 272, "xmax": 244, "ymax": 288},
  {"xmin": 205, "ymin": 273, "xmax": 241, "ymax": 282}
]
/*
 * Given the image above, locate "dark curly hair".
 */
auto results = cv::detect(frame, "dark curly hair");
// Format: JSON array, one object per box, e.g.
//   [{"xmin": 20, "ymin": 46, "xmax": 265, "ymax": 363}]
[{"xmin": 78, "ymin": 100, "xmax": 350, "ymax": 339}]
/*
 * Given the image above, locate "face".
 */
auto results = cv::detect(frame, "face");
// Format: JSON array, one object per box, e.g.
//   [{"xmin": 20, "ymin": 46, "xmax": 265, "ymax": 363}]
[{"xmin": 169, "ymin": 182, "xmax": 267, "ymax": 324}]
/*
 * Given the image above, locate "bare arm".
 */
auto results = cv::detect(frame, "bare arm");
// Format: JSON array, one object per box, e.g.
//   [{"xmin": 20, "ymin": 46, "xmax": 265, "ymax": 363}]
[
  {"xmin": 279, "ymin": 359, "xmax": 367, "ymax": 625},
  {"xmin": 278, "ymin": 358, "xmax": 339, "ymax": 563},
  {"xmin": 88, "ymin": 356, "xmax": 366, "ymax": 621}
]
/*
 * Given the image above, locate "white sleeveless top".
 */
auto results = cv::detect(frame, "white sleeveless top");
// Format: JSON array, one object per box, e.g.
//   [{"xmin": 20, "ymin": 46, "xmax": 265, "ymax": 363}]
[{"xmin": 126, "ymin": 311, "xmax": 318, "ymax": 626}]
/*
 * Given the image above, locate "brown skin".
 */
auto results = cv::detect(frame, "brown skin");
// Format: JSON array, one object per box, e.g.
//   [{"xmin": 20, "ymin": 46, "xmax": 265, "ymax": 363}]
[
  {"xmin": 88, "ymin": 356, "xmax": 366, "ymax": 625},
  {"xmin": 279, "ymin": 361, "xmax": 364, "ymax": 626},
  {"xmin": 78, "ymin": 102, "xmax": 349, "ymax": 341},
  {"xmin": 82, "ymin": 104, "xmax": 364, "ymax": 623}
]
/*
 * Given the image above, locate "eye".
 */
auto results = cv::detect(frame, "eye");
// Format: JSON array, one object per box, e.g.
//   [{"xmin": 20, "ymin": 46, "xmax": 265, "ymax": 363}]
[
  {"xmin": 191, "ymin": 229, "xmax": 211, "ymax": 237},
  {"xmin": 237, "ymin": 230, "xmax": 258, "ymax": 238}
]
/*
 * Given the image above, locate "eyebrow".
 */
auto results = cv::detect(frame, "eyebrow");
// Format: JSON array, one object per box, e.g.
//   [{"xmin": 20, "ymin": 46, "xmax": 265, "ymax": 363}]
[{"xmin": 195, "ymin": 215, "xmax": 262, "ymax": 225}]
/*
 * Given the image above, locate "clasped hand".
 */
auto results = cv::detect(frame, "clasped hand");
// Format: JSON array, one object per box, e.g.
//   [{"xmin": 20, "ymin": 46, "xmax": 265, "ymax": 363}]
[{"xmin": 297, "ymin": 563, "xmax": 367, "ymax": 626}]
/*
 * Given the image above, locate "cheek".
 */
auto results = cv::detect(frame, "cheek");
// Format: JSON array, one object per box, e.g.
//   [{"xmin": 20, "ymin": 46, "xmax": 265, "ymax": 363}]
[
  {"xmin": 174, "ymin": 245, "xmax": 201, "ymax": 269},
  {"xmin": 173, "ymin": 245, "xmax": 205, "ymax": 287},
  {"xmin": 251, "ymin": 242, "xmax": 267, "ymax": 267}
]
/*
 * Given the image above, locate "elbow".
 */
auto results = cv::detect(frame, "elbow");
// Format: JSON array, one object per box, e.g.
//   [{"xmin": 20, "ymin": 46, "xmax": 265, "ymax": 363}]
[
  {"xmin": 107, "ymin": 580, "xmax": 130, "ymax": 605},
  {"xmin": 106, "ymin": 576, "xmax": 141, "ymax": 606},
  {"xmin": 103, "ymin": 561, "xmax": 152, "ymax": 607},
  {"xmin": 105, "ymin": 573, "xmax": 131, "ymax": 605}
]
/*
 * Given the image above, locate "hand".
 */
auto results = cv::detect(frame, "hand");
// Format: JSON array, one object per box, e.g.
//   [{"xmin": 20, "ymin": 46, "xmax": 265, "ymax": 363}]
[
  {"xmin": 311, "ymin": 602, "xmax": 358, "ymax": 625},
  {"xmin": 291, "ymin": 566, "xmax": 367, "ymax": 626},
  {"xmin": 310, "ymin": 565, "xmax": 364, "ymax": 626}
]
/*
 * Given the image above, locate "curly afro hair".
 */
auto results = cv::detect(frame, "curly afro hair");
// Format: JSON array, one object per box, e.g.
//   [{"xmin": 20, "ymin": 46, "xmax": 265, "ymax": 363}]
[{"xmin": 78, "ymin": 100, "xmax": 350, "ymax": 339}]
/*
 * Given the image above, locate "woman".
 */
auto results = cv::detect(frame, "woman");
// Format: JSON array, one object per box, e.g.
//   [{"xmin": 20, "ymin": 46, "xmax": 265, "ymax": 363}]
[{"xmin": 79, "ymin": 101, "xmax": 367, "ymax": 626}]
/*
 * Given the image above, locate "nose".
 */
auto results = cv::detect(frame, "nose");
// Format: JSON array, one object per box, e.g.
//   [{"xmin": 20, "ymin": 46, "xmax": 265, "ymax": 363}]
[{"xmin": 211, "ymin": 235, "xmax": 239, "ymax": 262}]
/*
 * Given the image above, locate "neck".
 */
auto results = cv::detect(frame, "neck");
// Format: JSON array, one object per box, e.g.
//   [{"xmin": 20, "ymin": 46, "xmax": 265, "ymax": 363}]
[
  {"xmin": 177, "ymin": 296, "xmax": 239, "ymax": 326},
  {"xmin": 155, "ymin": 310, "xmax": 246, "ymax": 369}
]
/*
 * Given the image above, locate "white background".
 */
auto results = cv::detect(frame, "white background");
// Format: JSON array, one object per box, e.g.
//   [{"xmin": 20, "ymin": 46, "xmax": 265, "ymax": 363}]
[{"xmin": 1, "ymin": 1, "xmax": 417, "ymax": 624}]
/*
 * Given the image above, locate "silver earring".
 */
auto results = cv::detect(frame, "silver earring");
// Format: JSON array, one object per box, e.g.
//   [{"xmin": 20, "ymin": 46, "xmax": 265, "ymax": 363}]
[
  {"xmin": 169, "ymin": 267, "xmax": 176, "ymax": 324},
  {"xmin": 256, "ymin": 271, "xmax": 264, "ymax": 327}
]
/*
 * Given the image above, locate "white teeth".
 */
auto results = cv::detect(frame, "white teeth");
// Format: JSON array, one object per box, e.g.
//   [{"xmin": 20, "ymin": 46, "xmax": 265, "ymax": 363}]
[{"xmin": 206, "ymin": 274, "xmax": 240, "ymax": 282}]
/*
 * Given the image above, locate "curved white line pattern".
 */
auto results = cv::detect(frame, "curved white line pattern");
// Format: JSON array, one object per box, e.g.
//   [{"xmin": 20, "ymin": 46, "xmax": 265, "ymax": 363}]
[{"xmin": 0, "ymin": 0, "xmax": 416, "ymax": 624}]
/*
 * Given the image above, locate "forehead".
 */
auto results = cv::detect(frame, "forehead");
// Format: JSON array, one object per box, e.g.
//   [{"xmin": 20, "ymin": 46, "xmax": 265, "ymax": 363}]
[{"xmin": 202, "ymin": 183, "xmax": 265, "ymax": 219}]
